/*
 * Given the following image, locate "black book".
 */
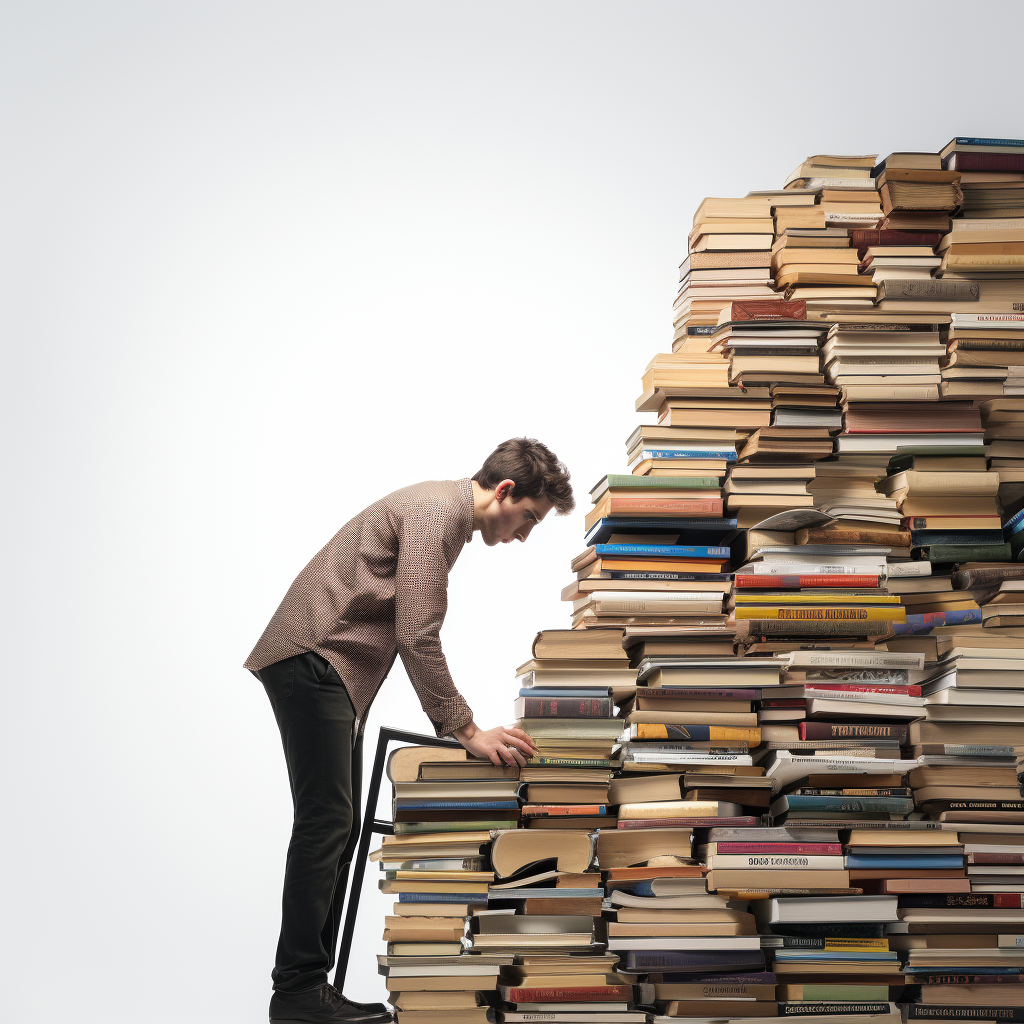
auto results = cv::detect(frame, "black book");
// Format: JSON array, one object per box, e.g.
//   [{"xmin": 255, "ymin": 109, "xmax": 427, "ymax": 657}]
[
  {"xmin": 623, "ymin": 950, "xmax": 765, "ymax": 972},
  {"xmin": 779, "ymin": 1004, "xmax": 891, "ymax": 1017},
  {"xmin": 769, "ymin": 922, "xmax": 886, "ymax": 939},
  {"xmin": 899, "ymin": 893, "xmax": 1024, "ymax": 909},
  {"xmin": 906, "ymin": 1008, "xmax": 1024, "ymax": 1022}
]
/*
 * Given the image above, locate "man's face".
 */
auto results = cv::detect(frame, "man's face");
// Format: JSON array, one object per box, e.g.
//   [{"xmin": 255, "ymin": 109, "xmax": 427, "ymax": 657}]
[{"xmin": 482, "ymin": 489, "xmax": 555, "ymax": 546}]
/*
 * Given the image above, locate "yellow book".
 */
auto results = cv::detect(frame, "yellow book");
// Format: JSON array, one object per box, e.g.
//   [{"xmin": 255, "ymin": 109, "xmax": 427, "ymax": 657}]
[
  {"xmin": 634, "ymin": 724, "xmax": 761, "ymax": 742},
  {"xmin": 733, "ymin": 606, "xmax": 906, "ymax": 622}
]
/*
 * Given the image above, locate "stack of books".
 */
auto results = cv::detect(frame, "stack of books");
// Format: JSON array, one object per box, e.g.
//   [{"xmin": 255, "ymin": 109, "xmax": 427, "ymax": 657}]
[
  {"xmin": 943, "ymin": 313, "xmax": 1024, "ymax": 402},
  {"xmin": 373, "ymin": 138, "xmax": 1024, "ymax": 1024},
  {"xmin": 674, "ymin": 197, "xmax": 776, "ymax": 333},
  {"xmin": 376, "ymin": 746, "xmax": 521, "ymax": 1024}
]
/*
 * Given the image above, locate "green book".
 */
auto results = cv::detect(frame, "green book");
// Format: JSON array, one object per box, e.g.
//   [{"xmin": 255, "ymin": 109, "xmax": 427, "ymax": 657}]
[
  {"xmin": 928, "ymin": 542, "xmax": 1011, "ymax": 563},
  {"xmin": 785, "ymin": 984, "xmax": 889, "ymax": 1001},
  {"xmin": 589, "ymin": 474, "xmax": 719, "ymax": 501}
]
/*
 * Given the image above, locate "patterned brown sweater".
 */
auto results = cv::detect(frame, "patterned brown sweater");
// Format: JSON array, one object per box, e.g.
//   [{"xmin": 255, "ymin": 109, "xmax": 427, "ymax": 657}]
[{"xmin": 245, "ymin": 478, "xmax": 476, "ymax": 736}]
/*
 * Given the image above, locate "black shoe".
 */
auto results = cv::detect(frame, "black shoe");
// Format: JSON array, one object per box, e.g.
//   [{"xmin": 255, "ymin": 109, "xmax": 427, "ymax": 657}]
[
  {"xmin": 340, "ymin": 995, "xmax": 390, "ymax": 1016},
  {"xmin": 270, "ymin": 984, "xmax": 394, "ymax": 1024}
]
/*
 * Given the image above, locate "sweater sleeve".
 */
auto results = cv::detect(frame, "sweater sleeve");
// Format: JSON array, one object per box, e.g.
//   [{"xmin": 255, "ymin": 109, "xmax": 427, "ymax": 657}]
[{"xmin": 393, "ymin": 502, "xmax": 474, "ymax": 737}]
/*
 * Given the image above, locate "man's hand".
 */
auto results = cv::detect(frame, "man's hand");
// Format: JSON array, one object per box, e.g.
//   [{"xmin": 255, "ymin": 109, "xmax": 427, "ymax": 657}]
[{"xmin": 452, "ymin": 721, "xmax": 538, "ymax": 767}]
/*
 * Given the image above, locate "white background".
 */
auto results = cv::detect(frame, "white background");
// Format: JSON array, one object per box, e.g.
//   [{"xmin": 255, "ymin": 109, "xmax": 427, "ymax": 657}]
[{"xmin": 3, "ymin": 2, "xmax": 1023, "ymax": 1021}]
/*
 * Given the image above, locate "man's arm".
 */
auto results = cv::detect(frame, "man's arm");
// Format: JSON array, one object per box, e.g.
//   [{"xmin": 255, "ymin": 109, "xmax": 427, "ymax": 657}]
[{"xmin": 394, "ymin": 507, "xmax": 536, "ymax": 766}]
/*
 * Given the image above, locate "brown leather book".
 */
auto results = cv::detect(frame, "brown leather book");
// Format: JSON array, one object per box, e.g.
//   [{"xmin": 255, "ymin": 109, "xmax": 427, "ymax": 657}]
[{"xmin": 728, "ymin": 299, "xmax": 806, "ymax": 321}]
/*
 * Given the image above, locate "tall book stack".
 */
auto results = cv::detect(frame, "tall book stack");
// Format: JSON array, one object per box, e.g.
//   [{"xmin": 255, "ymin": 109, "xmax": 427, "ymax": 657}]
[
  {"xmin": 370, "ymin": 137, "xmax": 1024, "ymax": 1024},
  {"xmin": 375, "ymin": 746, "xmax": 520, "ymax": 1024}
]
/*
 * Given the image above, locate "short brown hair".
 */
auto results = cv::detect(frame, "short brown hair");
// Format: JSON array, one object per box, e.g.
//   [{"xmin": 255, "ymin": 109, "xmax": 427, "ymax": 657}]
[{"xmin": 473, "ymin": 438, "xmax": 575, "ymax": 515}]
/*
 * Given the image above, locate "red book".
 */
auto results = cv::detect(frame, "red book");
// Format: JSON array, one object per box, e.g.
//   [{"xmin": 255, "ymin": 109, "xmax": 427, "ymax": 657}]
[
  {"xmin": 515, "ymin": 696, "xmax": 613, "ymax": 718},
  {"xmin": 804, "ymin": 683, "xmax": 922, "ymax": 697},
  {"xmin": 602, "ymin": 497, "xmax": 724, "ymax": 515},
  {"xmin": 503, "ymin": 987, "xmax": 632, "ymax": 1002},
  {"xmin": 969, "ymin": 852, "xmax": 1024, "ymax": 865},
  {"xmin": 799, "ymin": 722, "xmax": 908, "ymax": 741},
  {"xmin": 734, "ymin": 574, "xmax": 879, "ymax": 589},
  {"xmin": 950, "ymin": 152, "xmax": 1024, "ymax": 172},
  {"xmin": 712, "ymin": 842, "xmax": 842, "ymax": 855},
  {"xmin": 728, "ymin": 299, "xmax": 806, "ymax": 322},
  {"xmin": 850, "ymin": 228, "xmax": 944, "ymax": 252},
  {"xmin": 521, "ymin": 804, "xmax": 607, "ymax": 817}
]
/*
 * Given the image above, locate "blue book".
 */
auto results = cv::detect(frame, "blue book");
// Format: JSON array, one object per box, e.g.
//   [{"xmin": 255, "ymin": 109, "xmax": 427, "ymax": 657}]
[
  {"xmin": 845, "ymin": 853, "xmax": 965, "ymax": 870},
  {"xmin": 639, "ymin": 448, "xmax": 737, "ymax": 460},
  {"xmin": 952, "ymin": 137, "xmax": 1024, "ymax": 148},
  {"xmin": 911, "ymin": 530, "xmax": 1005, "ymax": 546},
  {"xmin": 395, "ymin": 799, "xmax": 520, "ymax": 810},
  {"xmin": 777, "ymin": 795, "xmax": 916, "ymax": 814},
  {"xmin": 1007, "ymin": 516, "xmax": 1024, "ymax": 538},
  {"xmin": 398, "ymin": 892, "xmax": 485, "ymax": 903},
  {"xmin": 593, "ymin": 543, "xmax": 731, "ymax": 559},
  {"xmin": 890, "ymin": 608, "xmax": 983, "ymax": 634},
  {"xmin": 1006, "ymin": 507, "xmax": 1024, "ymax": 533}
]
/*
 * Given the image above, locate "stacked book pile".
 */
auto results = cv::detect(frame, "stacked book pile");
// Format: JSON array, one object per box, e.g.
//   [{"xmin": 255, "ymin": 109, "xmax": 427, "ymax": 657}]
[
  {"xmin": 372, "ymin": 137, "xmax": 1023, "ymax": 1024},
  {"xmin": 375, "ymin": 746, "xmax": 520, "ymax": 1024},
  {"xmin": 674, "ymin": 196, "xmax": 777, "ymax": 333}
]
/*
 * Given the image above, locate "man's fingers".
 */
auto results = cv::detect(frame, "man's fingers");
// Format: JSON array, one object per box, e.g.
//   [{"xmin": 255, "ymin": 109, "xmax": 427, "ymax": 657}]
[{"xmin": 502, "ymin": 734, "xmax": 536, "ymax": 755}]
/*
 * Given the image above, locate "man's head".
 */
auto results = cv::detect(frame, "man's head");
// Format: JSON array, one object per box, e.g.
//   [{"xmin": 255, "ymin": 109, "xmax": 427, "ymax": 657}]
[{"xmin": 471, "ymin": 438, "xmax": 574, "ymax": 546}]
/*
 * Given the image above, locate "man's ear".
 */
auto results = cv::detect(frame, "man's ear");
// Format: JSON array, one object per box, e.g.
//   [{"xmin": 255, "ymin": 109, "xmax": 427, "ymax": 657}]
[{"xmin": 495, "ymin": 478, "xmax": 516, "ymax": 502}]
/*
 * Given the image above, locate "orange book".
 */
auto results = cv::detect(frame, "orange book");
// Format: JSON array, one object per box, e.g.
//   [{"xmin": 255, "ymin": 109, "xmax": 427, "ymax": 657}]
[{"xmin": 584, "ymin": 558, "xmax": 729, "ymax": 574}]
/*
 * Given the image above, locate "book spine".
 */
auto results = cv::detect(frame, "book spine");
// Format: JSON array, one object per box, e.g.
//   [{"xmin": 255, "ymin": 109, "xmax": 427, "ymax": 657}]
[
  {"xmin": 639, "ymin": 449, "xmax": 738, "ymax": 459},
  {"xmin": 850, "ymin": 229, "xmax": 943, "ymax": 248},
  {"xmin": 952, "ymin": 152, "xmax": 1024, "ymax": 171},
  {"xmin": 879, "ymin": 279, "xmax": 980, "ymax": 301},
  {"xmin": 911, "ymin": 973, "xmax": 1024, "ymax": 984},
  {"xmin": 605, "ymin": 497, "xmax": 724, "ymax": 514},
  {"xmin": 521, "ymin": 804, "xmax": 606, "ymax": 817},
  {"xmin": 797, "ymin": 527, "xmax": 911, "ymax": 546},
  {"xmin": 928, "ymin": 543, "xmax": 1011, "ymax": 562},
  {"xmin": 618, "ymin": 816, "xmax": 758, "ymax": 829},
  {"xmin": 799, "ymin": 722, "xmax": 907, "ymax": 741},
  {"xmin": 890, "ymin": 608, "xmax": 983, "ymax": 634},
  {"xmin": 636, "ymin": 687, "xmax": 760, "ymax": 700},
  {"xmin": 503, "ymin": 988, "xmax": 631, "ymax": 1002},
  {"xmin": 734, "ymin": 573, "xmax": 880, "ymax": 588},
  {"xmin": 517, "ymin": 697, "xmax": 613, "ymax": 718},
  {"xmin": 780, "ymin": 796, "xmax": 915, "ymax": 813},
  {"xmin": 594, "ymin": 544, "xmax": 730, "ymax": 557},
  {"xmin": 712, "ymin": 843, "xmax": 842, "ymax": 855},
  {"xmin": 735, "ymin": 606, "xmax": 900, "ymax": 620},
  {"xmin": 739, "ymin": 619, "xmax": 885, "ymax": 636},
  {"xmin": 899, "ymin": 893, "xmax": 1024, "ymax": 908},
  {"xmin": 922, "ymin": 799, "xmax": 1024, "ymax": 812},
  {"xmin": 710, "ymin": 854, "xmax": 842, "ymax": 869},
  {"xmin": 905, "ymin": 1008, "xmax": 1024, "ymax": 1022},
  {"xmin": 634, "ymin": 724, "xmax": 760, "ymax": 741},
  {"xmin": 778, "ymin": 1004, "xmax": 891, "ymax": 1016}
]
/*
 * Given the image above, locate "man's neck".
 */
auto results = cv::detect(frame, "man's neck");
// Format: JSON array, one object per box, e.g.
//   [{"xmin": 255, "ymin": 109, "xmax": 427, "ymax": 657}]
[{"xmin": 470, "ymin": 479, "xmax": 485, "ymax": 533}]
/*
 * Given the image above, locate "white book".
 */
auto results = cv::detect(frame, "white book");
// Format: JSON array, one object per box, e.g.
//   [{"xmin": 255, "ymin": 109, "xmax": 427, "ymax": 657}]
[
  {"xmin": 768, "ymin": 895, "xmax": 898, "ymax": 924},
  {"xmin": 785, "ymin": 651, "xmax": 924, "ymax": 669},
  {"xmin": 706, "ymin": 854, "xmax": 844, "ymax": 870},
  {"xmin": 762, "ymin": 751, "xmax": 918, "ymax": 792}
]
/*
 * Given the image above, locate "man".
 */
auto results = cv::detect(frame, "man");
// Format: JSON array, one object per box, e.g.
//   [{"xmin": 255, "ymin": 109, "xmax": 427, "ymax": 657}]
[{"xmin": 245, "ymin": 438, "xmax": 575, "ymax": 1024}]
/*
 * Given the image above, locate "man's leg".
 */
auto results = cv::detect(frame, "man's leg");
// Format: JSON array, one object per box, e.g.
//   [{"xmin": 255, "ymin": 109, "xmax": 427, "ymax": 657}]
[{"xmin": 260, "ymin": 652, "xmax": 357, "ymax": 993}]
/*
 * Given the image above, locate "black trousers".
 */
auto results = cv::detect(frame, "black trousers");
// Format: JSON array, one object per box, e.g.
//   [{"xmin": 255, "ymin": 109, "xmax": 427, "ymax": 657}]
[{"xmin": 257, "ymin": 651, "xmax": 363, "ymax": 993}]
